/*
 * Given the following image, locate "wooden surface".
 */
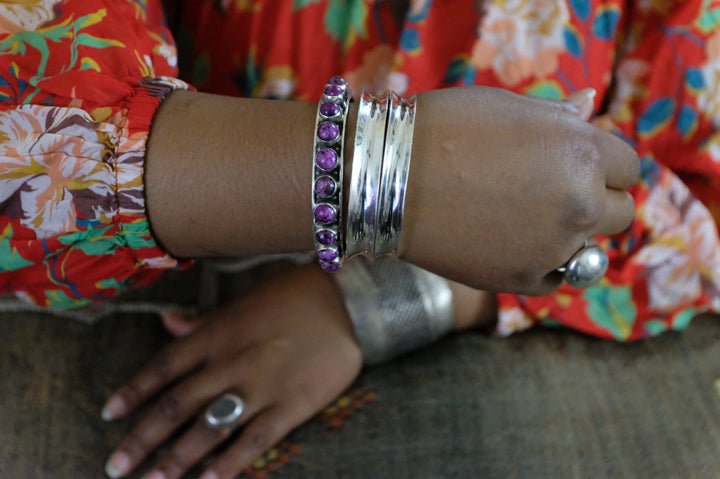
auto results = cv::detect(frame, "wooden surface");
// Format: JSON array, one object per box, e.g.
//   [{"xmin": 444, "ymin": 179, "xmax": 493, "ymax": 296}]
[{"xmin": 3, "ymin": 299, "xmax": 720, "ymax": 478}]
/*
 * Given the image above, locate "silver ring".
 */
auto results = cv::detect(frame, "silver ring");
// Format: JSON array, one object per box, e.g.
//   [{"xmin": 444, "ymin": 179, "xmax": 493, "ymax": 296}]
[
  {"xmin": 204, "ymin": 393, "xmax": 244, "ymax": 430},
  {"xmin": 556, "ymin": 239, "xmax": 609, "ymax": 289}
]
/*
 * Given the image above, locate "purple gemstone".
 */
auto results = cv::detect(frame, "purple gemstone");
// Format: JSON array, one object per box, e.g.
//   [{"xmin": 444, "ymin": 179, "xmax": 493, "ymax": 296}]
[
  {"xmin": 317, "ymin": 122, "xmax": 339, "ymax": 141},
  {"xmin": 314, "ymin": 176, "xmax": 336, "ymax": 198},
  {"xmin": 320, "ymin": 261, "xmax": 340, "ymax": 273},
  {"xmin": 314, "ymin": 204, "xmax": 336, "ymax": 223},
  {"xmin": 318, "ymin": 248, "xmax": 339, "ymax": 262},
  {"xmin": 320, "ymin": 101, "xmax": 341, "ymax": 117},
  {"xmin": 315, "ymin": 148, "xmax": 338, "ymax": 170},
  {"xmin": 324, "ymin": 85, "xmax": 343, "ymax": 96},
  {"xmin": 316, "ymin": 230, "xmax": 336, "ymax": 246},
  {"xmin": 328, "ymin": 76, "xmax": 348, "ymax": 86}
]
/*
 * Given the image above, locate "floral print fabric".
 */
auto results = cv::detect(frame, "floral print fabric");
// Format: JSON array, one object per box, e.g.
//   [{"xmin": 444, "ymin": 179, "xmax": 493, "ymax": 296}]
[
  {"xmin": 0, "ymin": 0, "xmax": 189, "ymax": 307},
  {"xmin": 2, "ymin": 0, "xmax": 720, "ymax": 340}
]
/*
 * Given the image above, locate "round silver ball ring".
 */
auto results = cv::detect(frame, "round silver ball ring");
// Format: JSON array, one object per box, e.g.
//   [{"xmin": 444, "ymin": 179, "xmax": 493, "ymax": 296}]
[
  {"xmin": 204, "ymin": 393, "xmax": 245, "ymax": 430},
  {"xmin": 556, "ymin": 240, "xmax": 609, "ymax": 289}
]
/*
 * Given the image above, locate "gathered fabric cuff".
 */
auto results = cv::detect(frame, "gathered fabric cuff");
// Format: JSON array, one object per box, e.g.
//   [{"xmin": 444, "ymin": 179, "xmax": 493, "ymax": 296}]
[{"xmin": 0, "ymin": 77, "xmax": 194, "ymax": 307}]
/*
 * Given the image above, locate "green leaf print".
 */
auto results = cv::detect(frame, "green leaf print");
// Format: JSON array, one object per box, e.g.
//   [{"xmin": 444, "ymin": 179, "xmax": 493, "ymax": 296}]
[
  {"xmin": 0, "ymin": 9, "xmax": 124, "ymax": 103},
  {"xmin": 526, "ymin": 80, "xmax": 564, "ymax": 100},
  {"xmin": 45, "ymin": 289, "xmax": 90, "ymax": 308},
  {"xmin": 697, "ymin": 0, "xmax": 720, "ymax": 33},
  {"xmin": 57, "ymin": 225, "xmax": 120, "ymax": 257},
  {"xmin": 325, "ymin": 0, "xmax": 370, "ymax": 49},
  {"xmin": 121, "ymin": 219, "xmax": 158, "ymax": 250},
  {"xmin": 293, "ymin": 0, "xmax": 321, "ymax": 10},
  {"xmin": 0, "ymin": 224, "xmax": 34, "ymax": 272},
  {"xmin": 583, "ymin": 284, "xmax": 637, "ymax": 340}
]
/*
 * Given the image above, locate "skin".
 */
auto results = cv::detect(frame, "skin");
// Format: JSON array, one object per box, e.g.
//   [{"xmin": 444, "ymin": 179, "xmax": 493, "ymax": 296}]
[
  {"xmin": 102, "ymin": 87, "xmax": 626, "ymax": 479},
  {"xmin": 102, "ymin": 266, "xmax": 495, "ymax": 479},
  {"xmin": 144, "ymin": 86, "xmax": 639, "ymax": 295}
]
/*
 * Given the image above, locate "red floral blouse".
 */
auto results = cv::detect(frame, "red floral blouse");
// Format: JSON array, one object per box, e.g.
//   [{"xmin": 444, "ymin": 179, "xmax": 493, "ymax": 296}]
[{"xmin": 1, "ymin": 0, "xmax": 720, "ymax": 341}]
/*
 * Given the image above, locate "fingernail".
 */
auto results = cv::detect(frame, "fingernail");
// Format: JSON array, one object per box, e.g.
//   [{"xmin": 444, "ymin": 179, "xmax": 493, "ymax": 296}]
[
  {"xmin": 565, "ymin": 88, "xmax": 597, "ymax": 120},
  {"xmin": 160, "ymin": 310, "xmax": 182, "ymax": 322},
  {"xmin": 566, "ymin": 88, "xmax": 597, "ymax": 102},
  {"xmin": 199, "ymin": 471, "xmax": 218, "ymax": 479},
  {"xmin": 101, "ymin": 395, "xmax": 126, "ymax": 421},
  {"xmin": 143, "ymin": 471, "xmax": 166, "ymax": 479},
  {"xmin": 105, "ymin": 451, "xmax": 130, "ymax": 478}
]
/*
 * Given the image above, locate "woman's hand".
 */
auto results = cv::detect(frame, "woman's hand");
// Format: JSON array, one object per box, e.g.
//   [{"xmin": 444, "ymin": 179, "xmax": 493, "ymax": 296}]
[
  {"xmin": 101, "ymin": 265, "xmax": 362, "ymax": 479},
  {"xmin": 402, "ymin": 86, "xmax": 640, "ymax": 295}
]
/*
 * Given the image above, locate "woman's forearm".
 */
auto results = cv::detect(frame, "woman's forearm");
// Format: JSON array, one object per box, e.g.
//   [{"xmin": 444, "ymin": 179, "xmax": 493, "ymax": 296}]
[{"xmin": 145, "ymin": 90, "xmax": 358, "ymax": 258}]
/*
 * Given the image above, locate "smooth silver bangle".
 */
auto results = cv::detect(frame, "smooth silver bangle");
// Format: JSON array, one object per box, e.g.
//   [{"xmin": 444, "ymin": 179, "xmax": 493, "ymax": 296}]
[
  {"xmin": 312, "ymin": 76, "xmax": 351, "ymax": 273},
  {"xmin": 346, "ymin": 90, "xmax": 390, "ymax": 261},
  {"xmin": 374, "ymin": 92, "xmax": 417, "ymax": 259},
  {"xmin": 334, "ymin": 257, "xmax": 454, "ymax": 365}
]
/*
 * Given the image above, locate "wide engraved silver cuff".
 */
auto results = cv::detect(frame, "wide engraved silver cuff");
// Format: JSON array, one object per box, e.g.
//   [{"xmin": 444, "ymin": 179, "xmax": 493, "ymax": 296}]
[{"xmin": 334, "ymin": 256, "xmax": 454, "ymax": 365}]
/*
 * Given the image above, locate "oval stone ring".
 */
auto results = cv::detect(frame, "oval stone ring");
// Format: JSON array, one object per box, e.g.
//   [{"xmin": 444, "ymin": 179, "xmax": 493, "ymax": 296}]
[
  {"xmin": 204, "ymin": 393, "xmax": 245, "ymax": 431},
  {"xmin": 556, "ymin": 239, "xmax": 609, "ymax": 289}
]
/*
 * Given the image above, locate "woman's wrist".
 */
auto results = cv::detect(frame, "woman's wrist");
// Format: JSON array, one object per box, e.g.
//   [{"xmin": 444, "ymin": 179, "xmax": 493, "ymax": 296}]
[
  {"xmin": 448, "ymin": 281, "xmax": 498, "ymax": 331},
  {"xmin": 145, "ymin": 89, "xmax": 359, "ymax": 259}
]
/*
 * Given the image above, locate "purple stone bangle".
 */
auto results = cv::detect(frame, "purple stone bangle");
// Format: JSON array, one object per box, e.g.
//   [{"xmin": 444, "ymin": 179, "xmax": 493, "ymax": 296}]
[{"xmin": 312, "ymin": 76, "xmax": 351, "ymax": 272}]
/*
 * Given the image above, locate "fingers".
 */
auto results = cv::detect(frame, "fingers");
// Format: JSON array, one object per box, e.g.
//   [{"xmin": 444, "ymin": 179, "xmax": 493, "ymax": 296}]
[
  {"xmin": 105, "ymin": 355, "xmax": 247, "ymax": 478},
  {"xmin": 201, "ymin": 407, "xmax": 300, "ymax": 479},
  {"xmin": 594, "ymin": 189, "xmax": 636, "ymax": 235},
  {"xmin": 595, "ymin": 128, "xmax": 641, "ymax": 190},
  {"xmin": 102, "ymin": 338, "xmax": 206, "ymax": 421},
  {"xmin": 564, "ymin": 88, "xmax": 596, "ymax": 121},
  {"xmin": 161, "ymin": 311, "xmax": 202, "ymax": 338},
  {"xmin": 141, "ymin": 395, "xmax": 274, "ymax": 479}
]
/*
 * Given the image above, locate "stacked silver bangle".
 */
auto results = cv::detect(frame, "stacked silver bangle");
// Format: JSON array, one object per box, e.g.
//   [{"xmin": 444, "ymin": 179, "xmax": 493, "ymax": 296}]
[
  {"xmin": 374, "ymin": 92, "xmax": 417, "ymax": 259},
  {"xmin": 312, "ymin": 77, "xmax": 444, "ymax": 365},
  {"xmin": 312, "ymin": 78, "xmax": 417, "ymax": 270},
  {"xmin": 346, "ymin": 90, "xmax": 391, "ymax": 260}
]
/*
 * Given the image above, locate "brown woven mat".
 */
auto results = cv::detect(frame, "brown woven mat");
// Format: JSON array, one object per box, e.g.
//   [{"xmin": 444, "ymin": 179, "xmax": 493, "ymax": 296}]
[{"xmin": 2, "ymin": 269, "xmax": 719, "ymax": 478}]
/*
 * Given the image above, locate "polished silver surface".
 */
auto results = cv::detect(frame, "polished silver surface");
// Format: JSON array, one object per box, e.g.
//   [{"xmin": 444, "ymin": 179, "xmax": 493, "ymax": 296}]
[
  {"xmin": 374, "ymin": 92, "xmax": 417, "ymax": 259},
  {"xmin": 346, "ymin": 90, "xmax": 390, "ymax": 260},
  {"xmin": 558, "ymin": 240, "xmax": 609, "ymax": 289},
  {"xmin": 204, "ymin": 393, "xmax": 245, "ymax": 430}
]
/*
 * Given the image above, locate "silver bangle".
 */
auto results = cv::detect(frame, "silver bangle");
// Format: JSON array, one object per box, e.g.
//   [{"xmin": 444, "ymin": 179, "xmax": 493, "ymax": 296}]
[
  {"xmin": 346, "ymin": 90, "xmax": 390, "ymax": 261},
  {"xmin": 374, "ymin": 92, "xmax": 417, "ymax": 259},
  {"xmin": 312, "ymin": 76, "xmax": 352, "ymax": 273},
  {"xmin": 334, "ymin": 257, "xmax": 454, "ymax": 365}
]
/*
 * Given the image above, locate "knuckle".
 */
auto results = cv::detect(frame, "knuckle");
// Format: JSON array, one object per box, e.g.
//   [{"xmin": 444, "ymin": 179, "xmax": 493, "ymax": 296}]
[
  {"xmin": 156, "ymin": 394, "xmax": 182, "ymax": 423},
  {"xmin": 244, "ymin": 426, "xmax": 272, "ymax": 454},
  {"xmin": 151, "ymin": 349, "xmax": 177, "ymax": 383},
  {"xmin": 156, "ymin": 450, "xmax": 188, "ymax": 476},
  {"xmin": 561, "ymin": 192, "xmax": 603, "ymax": 231},
  {"xmin": 121, "ymin": 430, "xmax": 151, "ymax": 457},
  {"xmin": 116, "ymin": 383, "xmax": 142, "ymax": 411}
]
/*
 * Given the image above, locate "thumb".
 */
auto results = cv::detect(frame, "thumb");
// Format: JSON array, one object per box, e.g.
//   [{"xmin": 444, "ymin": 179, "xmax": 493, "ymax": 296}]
[{"xmin": 563, "ymin": 88, "xmax": 597, "ymax": 121}]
